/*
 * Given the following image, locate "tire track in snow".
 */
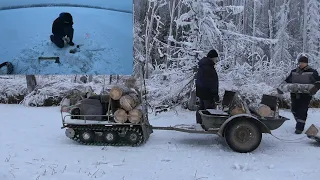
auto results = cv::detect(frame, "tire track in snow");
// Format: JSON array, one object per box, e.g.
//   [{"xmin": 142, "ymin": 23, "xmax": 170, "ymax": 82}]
[{"xmin": 0, "ymin": 3, "xmax": 132, "ymax": 14}]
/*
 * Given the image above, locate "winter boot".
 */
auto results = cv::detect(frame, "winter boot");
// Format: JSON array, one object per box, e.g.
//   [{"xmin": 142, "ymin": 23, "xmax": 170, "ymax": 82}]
[
  {"xmin": 295, "ymin": 129, "xmax": 303, "ymax": 134},
  {"xmin": 68, "ymin": 41, "xmax": 75, "ymax": 46}
]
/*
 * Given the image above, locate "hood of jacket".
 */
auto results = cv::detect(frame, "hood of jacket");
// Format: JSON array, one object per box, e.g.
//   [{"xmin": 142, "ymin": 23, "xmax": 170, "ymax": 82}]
[{"xmin": 198, "ymin": 57, "xmax": 215, "ymax": 67}]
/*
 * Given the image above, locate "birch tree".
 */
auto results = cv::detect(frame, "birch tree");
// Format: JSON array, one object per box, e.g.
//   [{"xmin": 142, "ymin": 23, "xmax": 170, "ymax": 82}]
[
  {"xmin": 272, "ymin": 0, "xmax": 292, "ymax": 69},
  {"xmin": 143, "ymin": 0, "xmax": 167, "ymax": 78},
  {"xmin": 165, "ymin": 0, "xmax": 182, "ymax": 68},
  {"xmin": 305, "ymin": 0, "xmax": 320, "ymax": 67},
  {"xmin": 302, "ymin": 0, "xmax": 308, "ymax": 52}
]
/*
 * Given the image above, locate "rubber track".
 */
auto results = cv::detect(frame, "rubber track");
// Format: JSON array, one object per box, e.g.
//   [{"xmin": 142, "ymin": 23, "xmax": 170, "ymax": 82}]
[{"xmin": 67, "ymin": 125, "xmax": 144, "ymax": 146}]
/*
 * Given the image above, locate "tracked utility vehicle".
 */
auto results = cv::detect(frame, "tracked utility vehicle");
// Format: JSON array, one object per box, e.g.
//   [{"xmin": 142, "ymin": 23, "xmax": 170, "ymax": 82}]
[{"xmin": 61, "ymin": 92, "xmax": 153, "ymax": 146}]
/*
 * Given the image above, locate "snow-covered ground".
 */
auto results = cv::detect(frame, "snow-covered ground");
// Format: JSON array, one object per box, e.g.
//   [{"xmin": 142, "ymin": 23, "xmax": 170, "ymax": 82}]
[
  {"xmin": 0, "ymin": 3, "xmax": 133, "ymax": 75},
  {"xmin": 1, "ymin": 104, "xmax": 320, "ymax": 180}
]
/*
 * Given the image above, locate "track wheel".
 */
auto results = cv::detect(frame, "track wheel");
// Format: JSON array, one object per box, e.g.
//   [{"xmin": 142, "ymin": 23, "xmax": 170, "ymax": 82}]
[
  {"xmin": 65, "ymin": 128, "xmax": 75, "ymax": 138},
  {"xmin": 103, "ymin": 131, "xmax": 119, "ymax": 144},
  {"xmin": 79, "ymin": 130, "xmax": 95, "ymax": 143},
  {"xmin": 125, "ymin": 129, "xmax": 141, "ymax": 145},
  {"xmin": 224, "ymin": 120, "xmax": 262, "ymax": 153}
]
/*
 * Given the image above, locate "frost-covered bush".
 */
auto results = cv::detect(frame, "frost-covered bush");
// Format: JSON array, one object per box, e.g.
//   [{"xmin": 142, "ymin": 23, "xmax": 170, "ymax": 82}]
[{"xmin": 0, "ymin": 76, "xmax": 28, "ymax": 103}]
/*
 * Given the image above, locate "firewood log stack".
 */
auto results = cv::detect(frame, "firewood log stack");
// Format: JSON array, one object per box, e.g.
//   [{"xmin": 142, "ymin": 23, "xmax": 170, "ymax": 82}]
[{"xmin": 110, "ymin": 77, "xmax": 144, "ymax": 124}]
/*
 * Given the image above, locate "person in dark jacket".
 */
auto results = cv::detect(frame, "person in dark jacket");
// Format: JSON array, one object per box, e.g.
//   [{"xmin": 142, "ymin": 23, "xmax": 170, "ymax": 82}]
[
  {"xmin": 283, "ymin": 54, "xmax": 320, "ymax": 134},
  {"xmin": 50, "ymin": 12, "xmax": 75, "ymax": 48},
  {"xmin": 195, "ymin": 49, "xmax": 220, "ymax": 126}
]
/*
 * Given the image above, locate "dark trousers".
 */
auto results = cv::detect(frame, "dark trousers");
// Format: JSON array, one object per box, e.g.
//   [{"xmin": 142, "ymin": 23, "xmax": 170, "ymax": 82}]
[
  {"xmin": 196, "ymin": 99, "xmax": 216, "ymax": 124},
  {"xmin": 50, "ymin": 27, "xmax": 74, "ymax": 48},
  {"xmin": 291, "ymin": 93, "xmax": 312, "ymax": 131}
]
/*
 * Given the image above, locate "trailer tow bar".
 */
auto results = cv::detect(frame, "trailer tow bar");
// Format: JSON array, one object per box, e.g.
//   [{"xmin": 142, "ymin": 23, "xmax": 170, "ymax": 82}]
[{"xmin": 151, "ymin": 125, "xmax": 219, "ymax": 134}]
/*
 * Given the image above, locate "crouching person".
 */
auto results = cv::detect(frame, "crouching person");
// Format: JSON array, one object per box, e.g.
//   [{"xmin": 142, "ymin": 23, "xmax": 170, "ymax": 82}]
[
  {"xmin": 283, "ymin": 54, "xmax": 320, "ymax": 134},
  {"xmin": 50, "ymin": 12, "xmax": 75, "ymax": 48},
  {"xmin": 195, "ymin": 49, "xmax": 220, "ymax": 128}
]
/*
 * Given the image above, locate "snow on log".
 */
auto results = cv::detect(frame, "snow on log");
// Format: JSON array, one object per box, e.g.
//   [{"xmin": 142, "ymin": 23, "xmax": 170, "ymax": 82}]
[
  {"xmin": 278, "ymin": 83, "xmax": 315, "ymax": 94},
  {"xmin": 114, "ymin": 109, "xmax": 128, "ymax": 123},
  {"xmin": 128, "ymin": 106, "xmax": 143, "ymax": 124},
  {"xmin": 119, "ymin": 93, "xmax": 140, "ymax": 111}
]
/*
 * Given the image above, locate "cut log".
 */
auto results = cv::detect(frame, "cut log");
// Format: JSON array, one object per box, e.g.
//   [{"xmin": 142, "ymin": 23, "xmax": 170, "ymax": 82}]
[
  {"xmin": 230, "ymin": 106, "xmax": 246, "ymax": 115},
  {"xmin": 120, "ymin": 93, "xmax": 140, "ymax": 111},
  {"xmin": 60, "ymin": 98, "xmax": 70, "ymax": 112},
  {"xmin": 228, "ymin": 92, "xmax": 251, "ymax": 115},
  {"xmin": 305, "ymin": 124, "xmax": 320, "ymax": 142},
  {"xmin": 251, "ymin": 104, "xmax": 274, "ymax": 117},
  {"xmin": 61, "ymin": 97, "xmax": 70, "ymax": 107},
  {"xmin": 128, "ymin": 106, "xmax": 143, "ymax": 124},
  {"xmin": 114, "ymin": 109, "xmax": 128, "ymax": 123},
  {"xmin": 109, "ymin": 86, "xmax": 132, "ymax": 100},
  {"xmin": 278, "ymin": 83, "xmax": 315, "ymax": 94}
]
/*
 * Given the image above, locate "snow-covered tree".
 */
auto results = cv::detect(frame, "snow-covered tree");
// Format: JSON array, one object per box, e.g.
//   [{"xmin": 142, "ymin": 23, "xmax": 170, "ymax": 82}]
[
  {"xmin": 173, "ymin": 0, "xmax": 244, "ymax": 67},
  {"xmin": 143, "ymin": 0, "xmax": 167, "ymax": 78},
  {"xmin": 305, "ymin": 0, "xmax": 320, "ymax": 68},
  {"xmin": 272, "ymin": 0, "xmax": 292, "ymax": 71}
]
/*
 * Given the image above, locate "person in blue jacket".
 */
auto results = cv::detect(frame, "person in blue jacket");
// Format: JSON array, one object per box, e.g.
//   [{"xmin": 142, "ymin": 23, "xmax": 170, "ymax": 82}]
[
  {"xmin": 50, "ymin": 12, "xmax": 75, "ymax": 48},
  {"xmin": 195, "ymin": 49, "xmax": 220, "ymax": 127}
]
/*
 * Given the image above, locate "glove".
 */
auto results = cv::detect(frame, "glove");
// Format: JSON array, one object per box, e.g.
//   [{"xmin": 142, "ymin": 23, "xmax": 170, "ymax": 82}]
[{"xmin": 62, "ymin": 36, "xmax": 70, "ymax": 44}]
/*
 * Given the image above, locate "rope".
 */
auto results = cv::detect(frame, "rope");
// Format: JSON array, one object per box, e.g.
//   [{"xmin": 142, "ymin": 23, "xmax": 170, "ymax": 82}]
[{"xmin": 270, "ymin": 133, "xmax": 309, "ymax": 143}]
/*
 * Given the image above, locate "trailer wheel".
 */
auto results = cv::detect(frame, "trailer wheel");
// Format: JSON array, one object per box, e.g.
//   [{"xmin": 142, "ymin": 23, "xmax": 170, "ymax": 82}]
[
  {"xmin": 224, "ymin": 120, "xmax": 262, "ymax": 153},
  {"xmin": 103, "ymin": 131, "xmax": 119, "ymax": 144},
  {"xmin": 79, "ymin": 130, "xmax": 95, "ymax": 143}
]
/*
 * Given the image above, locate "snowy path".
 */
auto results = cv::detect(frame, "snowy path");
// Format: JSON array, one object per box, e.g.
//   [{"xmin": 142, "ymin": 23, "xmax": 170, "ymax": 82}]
[
  {"xmin": 0, "ymin": 6, "xmax": 133, "ymax": 75},
  {"xmin": 1, "ymin": 104, "xmax": 320, "ymax": 180}
]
